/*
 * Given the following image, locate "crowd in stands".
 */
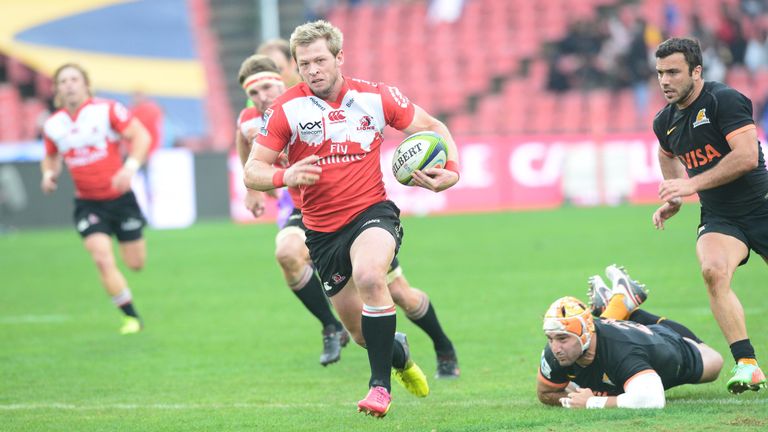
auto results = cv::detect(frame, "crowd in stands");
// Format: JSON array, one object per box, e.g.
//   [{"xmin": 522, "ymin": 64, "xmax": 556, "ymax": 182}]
[{"xmin": 3, "ymin": 0, "xmax": 768, "ymax": 146}]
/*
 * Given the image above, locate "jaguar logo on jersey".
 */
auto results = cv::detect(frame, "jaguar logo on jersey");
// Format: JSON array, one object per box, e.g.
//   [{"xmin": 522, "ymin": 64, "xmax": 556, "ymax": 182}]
[
  {"xmin": 357, "ymin": 115, "xmax": 376, "ymax": 131},
  {"xmin": 328, "ymin": 110, "xmax": 346, "ymax": 123},
  {"xmin": 693, "ymin": 108, "xmax": 710, "ymax": 128},
  {"xmin": 601, "ymin": 373, "xmax": 614, "ymax": 386},
  {"xmin": 539, "ymin": 351, "xmax": 552, "ymax": 378}
]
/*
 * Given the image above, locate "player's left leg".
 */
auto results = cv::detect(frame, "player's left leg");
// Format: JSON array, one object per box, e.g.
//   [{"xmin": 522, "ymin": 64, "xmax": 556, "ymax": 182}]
[
  {"xmin": 697, "ymin": 232, "xmax": 765, "ymax": 393},
  {"xmin": 694, "ymin": 342, "xmax": 724, "ymax": 384},
  {"xmin": 350, "ymin": 227, "xmax": 398, "ymax": 392},
  {"xmin": 387, "ymin": 271, "xmax": 458, "ymax": 378}
]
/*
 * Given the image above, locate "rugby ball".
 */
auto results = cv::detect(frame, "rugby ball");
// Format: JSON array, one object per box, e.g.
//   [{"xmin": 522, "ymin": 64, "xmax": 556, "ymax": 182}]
[{"xmin": 392, "ymin": 131, "xmax": 448, "ymax": 186}]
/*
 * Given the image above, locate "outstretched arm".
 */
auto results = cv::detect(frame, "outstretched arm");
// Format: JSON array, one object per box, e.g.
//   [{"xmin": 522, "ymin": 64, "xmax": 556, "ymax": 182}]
[{"xmin": 563, "ymin": 370, "xmax": 665, "ymax": 409}]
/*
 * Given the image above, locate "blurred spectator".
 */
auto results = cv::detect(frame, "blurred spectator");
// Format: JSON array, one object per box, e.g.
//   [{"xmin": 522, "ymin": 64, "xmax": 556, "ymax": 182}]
[
  {"xmin": 716, "ymin": 3, "xmax": 747, "ymax": 65},
  {"xmin": 626, "ymin": 18, "xmax": 654, "ymax": 122},
  {"xmin": 130, "ymin": 91, "xmax": 164, "ymax": 157},
  {"xmin": 744, "ymin": 27, "xmax": 768, "ymax": 73}
]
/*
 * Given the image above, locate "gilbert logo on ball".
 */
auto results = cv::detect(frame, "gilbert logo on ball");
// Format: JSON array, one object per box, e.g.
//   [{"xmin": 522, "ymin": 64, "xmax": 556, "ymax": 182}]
[{"xmin": 392, "ymin": 131, "xmax": 448, "ymax": 185}]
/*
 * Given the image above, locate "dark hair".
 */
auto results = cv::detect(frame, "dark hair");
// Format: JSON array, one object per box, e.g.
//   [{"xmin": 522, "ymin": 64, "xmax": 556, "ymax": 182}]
[{"xmin": 655, "ymin": 38, "xmax": 703, "ymax": 75}]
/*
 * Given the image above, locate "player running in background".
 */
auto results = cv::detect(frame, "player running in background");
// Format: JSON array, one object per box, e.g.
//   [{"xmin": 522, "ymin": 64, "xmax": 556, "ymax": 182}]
[
  {"xmin": 651, "ymin": 37, "xmax": 768, "ymax": 393},
  {"xmin": 257, "ymin": 38, "xmax": 302, "ymax": 87},
  {"xmin": 244, "ymin": 20, "xmax": 460, "ymax": 417},
  {"xmin": 236, "ymin": 54, "xmax": 350, "ymax": 366},
  {"xmin": 236, "ymin": 54, "xmax": 461, "ymax": 376},
  {"xmin": 40, "ymin": 63, "xmax": 151, "ymax": 334},
  {"xmin": 537, "ymin": 265, "xmax": 724, "ymax": 409}
]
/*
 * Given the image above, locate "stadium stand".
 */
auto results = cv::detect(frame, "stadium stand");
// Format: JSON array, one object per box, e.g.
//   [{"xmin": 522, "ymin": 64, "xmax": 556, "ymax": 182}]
[{"xmin": 325, "ymin": 0, "xmax": 768, "ymax": 136}]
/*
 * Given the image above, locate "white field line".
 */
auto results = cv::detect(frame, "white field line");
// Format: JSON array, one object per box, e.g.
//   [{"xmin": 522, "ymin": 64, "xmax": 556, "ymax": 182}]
[
  {"xmin": 1, "ymin": 398, "xmax": 765, "ymax": 411},
  {"xmin": 0, "ymin": 314, "xmax": 70, "ymax": 324}
]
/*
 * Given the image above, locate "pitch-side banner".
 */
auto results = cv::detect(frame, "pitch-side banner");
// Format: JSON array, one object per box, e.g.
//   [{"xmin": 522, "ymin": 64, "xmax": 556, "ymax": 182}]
[{"xmin": 228, "ymin": 133, "xmax": 671, "ymax": 223}]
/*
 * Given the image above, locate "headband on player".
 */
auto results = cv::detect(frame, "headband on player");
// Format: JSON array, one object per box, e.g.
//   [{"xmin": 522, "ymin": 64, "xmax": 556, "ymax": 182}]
[{"xmin": 243, "ymin": 72, "xmax": 283, "ymax": 91}]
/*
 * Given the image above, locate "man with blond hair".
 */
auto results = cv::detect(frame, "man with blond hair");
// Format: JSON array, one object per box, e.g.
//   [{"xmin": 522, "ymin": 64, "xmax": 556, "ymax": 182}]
[{"xmin": 244, "ymin": 20, "xmax": 460, "ymax": 417}]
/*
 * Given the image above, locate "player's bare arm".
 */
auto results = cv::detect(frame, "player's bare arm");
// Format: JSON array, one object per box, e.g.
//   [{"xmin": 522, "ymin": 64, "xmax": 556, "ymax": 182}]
[
  {"xmin": 112, "ymin": 118, "xmax": 151, "ymax": 193},
  {"xmin": 40, "ymin": 153, "xmax": 63, "ymax": 194},
  {"xmin": 536, "ymin": 378, "xmax": 569, "ymax": 406},
  {"xmin": 401, "ymin": 105, "xmax": 459, "ymax": 192},
  {"xmin": 658, "ymin": 128, "xmax": 759, "ymax": 202},
  {"xmin": 235, "ymin": 128, "xmax": 252, "ymax": 167},
  {"xmin": 244, "ymin": 144, "xmax": 322, "ymax": 191},
  {"xmin": 653, "ymin": 148, "xmax": 686, "ymax": 229},
  {"xmin": 235, "ymin": 128, "xmax": 267, "ymax": 217}
]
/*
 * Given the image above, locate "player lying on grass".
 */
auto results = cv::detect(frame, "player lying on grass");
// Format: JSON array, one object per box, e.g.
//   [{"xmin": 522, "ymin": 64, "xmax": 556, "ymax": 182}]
[{"xmin": 537, "ymin": 265, "xmax": 724, "ymax": 409}]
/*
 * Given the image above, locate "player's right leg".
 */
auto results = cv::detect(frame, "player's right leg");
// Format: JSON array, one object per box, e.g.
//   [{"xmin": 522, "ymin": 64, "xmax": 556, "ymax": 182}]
[
  {"xmin": 587, "ymin": 265, "xmax": 647, "ymax": 320},
  {"xmin": 83, "ymin": 233, "xmax": 142, "ymax": 334},
  {"xmin": 275, "ymin": 228, "xmax": 347, "ymax": 366},
  {"xmin": 387, "ymin": 269, "xmax": 459, "ymax": 379},
  {"xmin": 696, "ymin": 232, "xmax": 765, "ymax": 393}
]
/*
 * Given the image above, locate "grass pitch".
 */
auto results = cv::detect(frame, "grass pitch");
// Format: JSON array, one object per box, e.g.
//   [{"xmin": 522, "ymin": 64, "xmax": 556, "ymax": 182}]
[{"xmin": 1, "ymin": 204, "xmax": 766, "ymax": 431}]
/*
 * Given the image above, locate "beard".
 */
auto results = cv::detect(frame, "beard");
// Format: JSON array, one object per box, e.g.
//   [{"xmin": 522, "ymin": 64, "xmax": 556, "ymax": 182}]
[{"xmin": 673, "ymin": 79, "xmax": 695, "ymax": 106}]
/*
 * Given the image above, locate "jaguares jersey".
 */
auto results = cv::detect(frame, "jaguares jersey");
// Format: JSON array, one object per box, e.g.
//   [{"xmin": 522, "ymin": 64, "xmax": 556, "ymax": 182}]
[
  {"xmin": 256, "ymin": 78, "xmax": 415, "ymax": 232},
  {"xmin": 653, "ymin": 81, "xmax": 768, "ymax": 217},
  {"xmin": 538, "ymin": 320, "xmax": 699, "ymax": 395}
]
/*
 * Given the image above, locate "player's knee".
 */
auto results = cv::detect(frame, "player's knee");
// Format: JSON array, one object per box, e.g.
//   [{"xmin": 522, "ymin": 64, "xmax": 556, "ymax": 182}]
[
  {"xmin": 700, "ymin": 262, "xmax": 730, "ymax": 293},
  {"xmin": 353, "ymin": 268, "xmax": 387, "ymax": 293},
  {"xmin": 275, "ymin": 243, "xmax": 304, "ymax": 272},
  {"xmin": 125, "ymin": 258, "xmax": 145, "ymax": 272},
  {"xmin": 92, "ymin": 253, "xmax": 117, "ymax": 273}
]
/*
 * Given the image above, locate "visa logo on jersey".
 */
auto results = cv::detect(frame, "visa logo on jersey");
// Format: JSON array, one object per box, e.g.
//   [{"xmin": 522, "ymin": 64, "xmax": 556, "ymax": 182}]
[{"xmin": 677, "ymin": 144, "xmax": 722, "ymax": 169}]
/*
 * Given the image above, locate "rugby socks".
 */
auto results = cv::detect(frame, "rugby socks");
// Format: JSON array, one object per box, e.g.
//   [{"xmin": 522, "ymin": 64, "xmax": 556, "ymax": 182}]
[
  {"xmin": 406, "ymin": 291, "xmax": 454, "ymax": 353},
  {"xmin": 628, "ymin": 309, "xmax": 702, "ymax": 343},
  {"xmin": 362, "ymin": 304, "xmax": 397, "ymax": 391},
  {"xmin": 112, "ymin": 288, "xmax": 139, "ymax": 318},
  {"xmin": 291, "ymin": 265, "xmax": 341, "ymax": 330},
  {"xmin": 392, "ymin": 335, "xmax": 407, "ymax": 369},
  {"xmin": 601, "ymin": 294, "xmax": 631, "ymax": 320},
  {"xmin": 730, "ymin": 339, "xmax": 757, "ymax": 365}
]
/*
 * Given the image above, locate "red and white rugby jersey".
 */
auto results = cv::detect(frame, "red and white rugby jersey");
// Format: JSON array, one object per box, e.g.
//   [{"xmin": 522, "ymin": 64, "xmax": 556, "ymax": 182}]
[
  {"xmin": 43, "ymin": 98, "xmax": 133, "ymax": 200},
  {"xmin": 237, "ymin": 106, "xmax": 263, "ymax": 139},
  {"xmin": 256, "ymin": 78, "xmax": 415, "ymax": 232},
  {"xmin": 238, "ymin": 106, "xmax": 303, "ymax": 208}
]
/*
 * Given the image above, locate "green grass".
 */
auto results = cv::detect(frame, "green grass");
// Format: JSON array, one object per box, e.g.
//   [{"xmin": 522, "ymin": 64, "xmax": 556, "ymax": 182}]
[{"xmin": 1, "ymin": 204, "xmax": 767, "ymax": 431}]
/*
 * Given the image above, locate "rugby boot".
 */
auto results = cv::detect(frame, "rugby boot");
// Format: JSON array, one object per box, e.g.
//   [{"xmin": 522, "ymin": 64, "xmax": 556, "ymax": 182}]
[
  {"xmin": 605, "ymin": 264, "xmax": 648, "ymax": 313},
  {"xmin": 392, "ymin": 332, "xmax": 430, "ymax": 397},
  {"xmin": 586, "ymin": 274, "xmax": 612, "ymax": 317},
  {"xmin": 357, "ymin": 386, "xmax": 391, "ymax": 418},
  {"xmin": 319, "ymin": 325, "xmax": 350, "ymax": 366},
  {"xmin": 435, "ymin": 350, "xmax": 460, "ymax": 379},
  {"xmin": 119, "ymin": 316, "xmax": 142, "ymax": 335},
  {"xmin": 727, "ymin": 363, "xmax": 767, "ymax": 394}
]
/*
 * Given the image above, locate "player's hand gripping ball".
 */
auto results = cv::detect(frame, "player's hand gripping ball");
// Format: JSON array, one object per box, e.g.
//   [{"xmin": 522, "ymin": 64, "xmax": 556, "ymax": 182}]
[{"xmin": 392, "ymin": 131, "xmax": 448, "ymax": 186}]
